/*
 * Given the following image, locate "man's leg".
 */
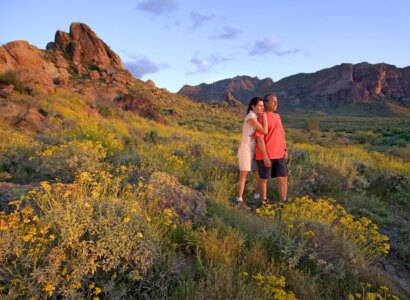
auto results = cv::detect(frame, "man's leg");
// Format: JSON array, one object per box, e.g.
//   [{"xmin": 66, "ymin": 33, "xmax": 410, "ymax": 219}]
[
  {"xmin": 253, "ymin": 170, "xmax": 261, "ymax": 199},
  {"xmin": 277, "ymin": 176, "xmax": 288, "ymax": 202},
  {"xmin": 260, "ymin": 179, "xmax": 268, "ymax": 201}
]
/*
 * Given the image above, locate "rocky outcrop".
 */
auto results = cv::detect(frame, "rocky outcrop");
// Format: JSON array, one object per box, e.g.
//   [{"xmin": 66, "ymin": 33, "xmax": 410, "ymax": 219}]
[
  {"xmin": 0, "ymin": 22, "xmax": 127, "ymax": 94},
  {"xmin": 178, "ymin": 63, "xmax": 410, "ymax": 114},
  {"xmin": 113, "ymin": 93, "xmax": 166, "ymax": 124},
  {"xmin": 49, "ymin": 23, "xmax": 123, "ymax": 72},
  {"xmin": 224, "ymin": 91, "xmax": 241, "ymax": 107},
  {"xmin": 0, "ymin": 41, "xmax": 66, "ymax": 93},
  {"xmin": 146, "ymin": 172, "xmax": 207, "ymax": 224},
  {"xmin": 14, "ymin": 107, "xmax": 48, "ymax": 133}
]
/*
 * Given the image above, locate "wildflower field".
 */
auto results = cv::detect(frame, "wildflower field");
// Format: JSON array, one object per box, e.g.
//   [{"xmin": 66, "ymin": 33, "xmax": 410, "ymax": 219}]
[{"xmin": 0, "ymin": 85, "xmax": 409, "ymax": 299}]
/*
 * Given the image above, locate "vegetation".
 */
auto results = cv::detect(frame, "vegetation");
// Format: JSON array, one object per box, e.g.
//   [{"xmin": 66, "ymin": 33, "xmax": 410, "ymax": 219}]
[
  {"xmin": 0, "ymin": 71, "xmax": 29, "ymax": 94},
  {"xmin": 0, "ymin": 84, "xmax": 409, "ymax": 299}
]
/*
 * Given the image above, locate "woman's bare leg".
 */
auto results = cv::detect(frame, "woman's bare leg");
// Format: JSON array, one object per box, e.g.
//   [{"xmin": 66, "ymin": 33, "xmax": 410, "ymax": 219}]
[{"xmin": 237, "ymin": 171, "xmax": 248, "ymax": 200}]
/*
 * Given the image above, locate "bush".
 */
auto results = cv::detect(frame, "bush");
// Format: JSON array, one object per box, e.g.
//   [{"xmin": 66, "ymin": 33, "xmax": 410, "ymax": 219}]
[
  {"xmin": 305, "ymin": 119, "xmax": 321, "ymax": 132},
  {"xmin": 0, "ymin": 70, "xmax": 26, "ymax": 93},
  {"xmin": 0, "ymin": 145, "xmax": 37, "ymax": 183},
  {"xmin": 0, "ymin": 170, "xmax": 162, "ymax": 299},
  {"xmin": 36, "ymin": 140, "xmax": 107, "ymax": 182},
  {"xmin": 257, "ymin": 196, "xmax": 390, "ymax": 262}
]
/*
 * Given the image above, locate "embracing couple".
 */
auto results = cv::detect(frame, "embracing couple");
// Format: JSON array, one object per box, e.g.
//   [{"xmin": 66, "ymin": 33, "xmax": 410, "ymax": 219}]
[{"xmin": 236, "ymin": 94, "xmax": 288, "ymax": 209}]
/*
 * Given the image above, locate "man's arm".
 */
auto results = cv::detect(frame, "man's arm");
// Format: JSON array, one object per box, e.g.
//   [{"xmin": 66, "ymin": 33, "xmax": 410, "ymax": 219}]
[{"xmin": 257, "ymin": 136, "xmax": 271, "ymax": 168}]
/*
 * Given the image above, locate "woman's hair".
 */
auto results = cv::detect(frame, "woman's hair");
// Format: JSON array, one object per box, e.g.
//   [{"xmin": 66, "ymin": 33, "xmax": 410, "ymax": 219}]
[{"xmin": 247, "ymin": 97, "xmax": 263, "ymax": 113}]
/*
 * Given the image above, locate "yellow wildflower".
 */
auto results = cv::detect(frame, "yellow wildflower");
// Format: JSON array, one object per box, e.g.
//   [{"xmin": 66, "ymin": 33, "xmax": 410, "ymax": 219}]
[{"xmin": 94, "ymin": 287, "xmax": 102, "ymax": 295}]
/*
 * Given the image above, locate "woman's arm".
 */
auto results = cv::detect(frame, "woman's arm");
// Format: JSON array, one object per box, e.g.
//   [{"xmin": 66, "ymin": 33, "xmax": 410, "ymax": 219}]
[{"xmin": 247, "ymin": 113, "xmax": 268, "ymax": 134}]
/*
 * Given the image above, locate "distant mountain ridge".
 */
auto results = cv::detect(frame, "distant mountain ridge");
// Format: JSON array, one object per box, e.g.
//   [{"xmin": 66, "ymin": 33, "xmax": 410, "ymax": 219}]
[{"xmin": 179, "ymin": 63, "xmax": 410, "ymax": 115}]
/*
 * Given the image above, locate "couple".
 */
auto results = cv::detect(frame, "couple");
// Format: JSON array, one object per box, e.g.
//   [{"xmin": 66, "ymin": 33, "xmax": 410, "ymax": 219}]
[{"xmin": 236, "ymin": 93, "xmax": 288, "ymax": 209}]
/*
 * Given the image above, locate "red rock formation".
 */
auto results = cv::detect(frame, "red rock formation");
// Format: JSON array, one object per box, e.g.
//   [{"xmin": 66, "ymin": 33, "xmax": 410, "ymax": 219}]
[
  {"xmin": 179, "ymin": 76, "xmax": 273, "ymax": 103},
  {"xmin": 224, "ymin": 91, "xmax": 241, "ymax": 107},
  {"xmin": 179, "ymin": 63, "xmax": 410, "ymax": 113},
  {"xmin": 0, "ymin": 22, "xmax": 127, "ymax": 94},
  {"xmin": 51, "ymin": 23, "xmax": 123, "ymax": 70},
  {"xmin": 0, "ymin": 41, "xmax": 65, "ymax": 93},
  {"xmin": 113, "ymin": 93, "xmax": 166, "ymax": 124}
]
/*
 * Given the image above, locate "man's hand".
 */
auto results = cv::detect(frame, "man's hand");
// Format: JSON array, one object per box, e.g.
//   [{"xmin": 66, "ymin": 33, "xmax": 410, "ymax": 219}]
[
  {"xmin": 263, "ymin": 156, "xmax": 271, "ymax": 168},
  {"xmin": 284, "ymin": 151, "xmax": 289, "ymax": 160}
]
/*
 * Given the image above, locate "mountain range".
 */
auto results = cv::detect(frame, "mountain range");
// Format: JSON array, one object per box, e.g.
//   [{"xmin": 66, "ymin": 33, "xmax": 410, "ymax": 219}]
[{"xmin": 179, "ymin": 63, "xmax": 410, "ymax": 116}]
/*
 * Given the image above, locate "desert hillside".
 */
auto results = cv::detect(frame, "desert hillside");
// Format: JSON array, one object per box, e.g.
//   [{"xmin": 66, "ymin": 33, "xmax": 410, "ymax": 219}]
[{"xmin": 0, "ymin": 23, "xmax": 409, "ymax": 299}]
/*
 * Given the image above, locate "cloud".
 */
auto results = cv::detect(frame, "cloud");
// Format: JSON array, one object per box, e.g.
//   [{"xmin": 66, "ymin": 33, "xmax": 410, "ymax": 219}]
[
  {"xmin": 124, "ymin": 56, "xmax": 169, "ymax": 78},
  {"xmin": 136, "ymin": 0, "xmax": 178, "ymax": 15},
  {"xmin": 249, "ymin": 37, "xmax": 280, "ymax": 55},
  {"xmin": 210, "ymin": 25, "xmax": 242, "ymax": 40},
  {"xmin": 164, "ymin": 20, "xmax": 181, "ymax": 29},
  {"xmin": 249, "ymin": 37, "xmax": 302, "ymax": 56},
  {"xmin": 190, "ymin": 11, "xmax": 215, "ymax": 29},
  {"xmin": 274, "ymin": 48, "xmax": 302, "ymax": 56},
  {"xmin": 186, "ymin": 54, "xmax": 232, "ymax": 75}
]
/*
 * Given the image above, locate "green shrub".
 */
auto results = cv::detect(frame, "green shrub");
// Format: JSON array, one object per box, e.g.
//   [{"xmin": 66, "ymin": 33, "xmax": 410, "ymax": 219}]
[
  {"xmin": 305, "ymin": 119, "xmax": 321, "ymax": 132},
  {"xmin": 36, "ymin": 140, "xmax": 107, "ymax": 182},
  {"xmin": 0, "ymin": 145, "xmax": 39, "ymax": 183},
  {"xmin": 0, "ymin": 70, "xmax": 26, "ymax": 93}
]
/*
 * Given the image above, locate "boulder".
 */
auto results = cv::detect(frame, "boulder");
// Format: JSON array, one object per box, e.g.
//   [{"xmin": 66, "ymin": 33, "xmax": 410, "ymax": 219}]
[
  {"xmin": 113, "ymin": 93, "xmax": 166, "ymax": 124},
  {"xmin": 146, "ymin": 172, "xmax": 207, "ymax": 224},
  {"xmin": 14, "ymin": 107, "xmax": 47, "ymax": 132}
]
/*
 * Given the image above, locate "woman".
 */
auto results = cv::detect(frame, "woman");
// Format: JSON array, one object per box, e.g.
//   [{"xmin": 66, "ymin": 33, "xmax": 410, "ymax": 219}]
[{"xmin": 236, "ymin": 97, "xmax": 268, "ymax": 209}]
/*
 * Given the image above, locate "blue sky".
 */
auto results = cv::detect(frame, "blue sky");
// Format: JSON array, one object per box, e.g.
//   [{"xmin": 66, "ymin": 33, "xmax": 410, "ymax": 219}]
[{"xmin": 1, "ymin": 0, "xmax": 409, "ymax": 92}]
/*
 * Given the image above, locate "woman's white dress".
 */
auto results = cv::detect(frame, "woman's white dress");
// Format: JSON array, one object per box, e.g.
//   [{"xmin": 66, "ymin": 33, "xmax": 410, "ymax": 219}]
[{"xmin": 238, "ymin": 111, "xmax": 258, "ymax": 171}]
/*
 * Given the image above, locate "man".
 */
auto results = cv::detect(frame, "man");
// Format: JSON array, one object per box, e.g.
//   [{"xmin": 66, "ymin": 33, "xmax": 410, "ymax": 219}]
[{"xmin": 255, "ymin": 93, "xmax": 288, "ymax": 203}]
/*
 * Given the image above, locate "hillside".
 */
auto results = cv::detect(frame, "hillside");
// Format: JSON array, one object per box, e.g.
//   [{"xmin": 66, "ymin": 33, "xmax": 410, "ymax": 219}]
[
  {"xmin": 1, "ymin": 23, "xmax": 410, "ymax": 299},
  {"xmin": 0, "ymin": 22, "xmax": 244, "ymax": 132},
  {"xmin": 179, "ymin": 63, "xmax": 410, "ymax": 116}
]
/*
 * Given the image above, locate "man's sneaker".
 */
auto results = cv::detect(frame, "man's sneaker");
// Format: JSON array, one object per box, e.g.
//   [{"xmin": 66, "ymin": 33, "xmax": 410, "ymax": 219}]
[{"xmin": 235, "ymin": 200, "xmax": 251, "ymax": 211}]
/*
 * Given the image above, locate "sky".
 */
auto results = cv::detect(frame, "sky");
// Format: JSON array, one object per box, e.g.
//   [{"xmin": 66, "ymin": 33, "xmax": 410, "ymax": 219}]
[{"xmin": 1, "ymin": 0, "xmax": 410, "ymax": 92}]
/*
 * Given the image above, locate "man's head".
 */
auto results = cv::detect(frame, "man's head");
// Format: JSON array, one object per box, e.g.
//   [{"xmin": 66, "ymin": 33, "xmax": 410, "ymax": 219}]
[{"xmin": 263, "ymin": 94, "xmax": 278, "ymax": 112}]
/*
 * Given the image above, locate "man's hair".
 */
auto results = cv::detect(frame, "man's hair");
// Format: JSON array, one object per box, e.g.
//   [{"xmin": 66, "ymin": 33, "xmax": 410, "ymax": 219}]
[{"xmin": 263, "ymin": 93, "xmax": 277, "ymax": 102}]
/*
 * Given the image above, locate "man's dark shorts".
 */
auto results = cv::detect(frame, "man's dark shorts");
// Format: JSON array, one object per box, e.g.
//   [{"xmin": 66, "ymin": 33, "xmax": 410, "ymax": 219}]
[{"xmin": 256, "ymin": 158, "xmax": 288, "ymax": 179}]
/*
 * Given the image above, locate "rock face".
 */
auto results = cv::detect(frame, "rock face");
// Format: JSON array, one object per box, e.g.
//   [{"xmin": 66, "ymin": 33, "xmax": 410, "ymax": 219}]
[
  {"xmin": 179, "ymin": 63, "xmax": 410, "ymax": 114},
  {"xmin": 49, "ymin": 23, "xmax": 123, "ymax": 71},
  {"xmin": 0, "ymin": 40, "xmax": 65, "ymax": 93},
  {"xmin": 224, "ymin": 91, "xmax": 242, "ymax": 107}
]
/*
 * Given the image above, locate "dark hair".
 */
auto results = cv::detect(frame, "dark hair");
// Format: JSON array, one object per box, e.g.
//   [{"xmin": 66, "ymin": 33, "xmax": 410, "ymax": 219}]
[
  {"xmin": 263, "ymin": 93, "xmax": 277, "ymax": 102},
  {"xmin": 247, "ymin": 97, "xmax": 263, "ymax": 113}
]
